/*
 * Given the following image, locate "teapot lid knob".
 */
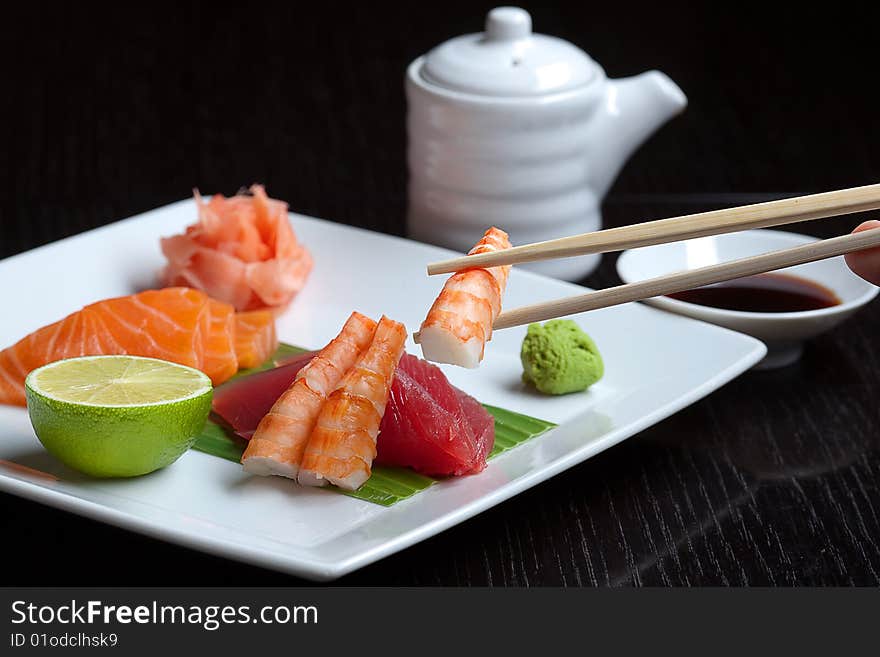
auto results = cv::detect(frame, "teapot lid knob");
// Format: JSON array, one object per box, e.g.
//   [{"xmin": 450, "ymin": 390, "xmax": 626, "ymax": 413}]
[{"xmin": 485, "ymin": 7, "xmax": 532, "ymax": 41}]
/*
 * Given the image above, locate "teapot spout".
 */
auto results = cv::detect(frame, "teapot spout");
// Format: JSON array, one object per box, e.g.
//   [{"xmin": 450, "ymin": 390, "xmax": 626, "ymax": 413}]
[{"xmin": 590, "ymin": 70, "xmax": 687, "ymax": 197}]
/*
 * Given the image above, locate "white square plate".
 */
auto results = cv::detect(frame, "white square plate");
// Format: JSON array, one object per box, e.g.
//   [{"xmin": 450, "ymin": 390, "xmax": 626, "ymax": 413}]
[{"xmin": 0, "ymin": 201, "xmax": 766, "ymax": 580}]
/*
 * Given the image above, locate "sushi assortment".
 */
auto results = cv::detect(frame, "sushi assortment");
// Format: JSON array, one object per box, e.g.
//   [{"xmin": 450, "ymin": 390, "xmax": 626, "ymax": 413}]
[{"xmin": 2, "ymin": 187, "xmax": 564, "ymax": 492}]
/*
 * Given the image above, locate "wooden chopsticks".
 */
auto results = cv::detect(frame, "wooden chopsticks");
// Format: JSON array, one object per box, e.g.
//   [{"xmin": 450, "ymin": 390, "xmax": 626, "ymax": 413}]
[
  {"xmin": 492, "ymin": 228, "xmax": 880, "ymax": 330},
  {"xmin": 426, "ymin": 183, "xmax": 880, "ymax": 275}
]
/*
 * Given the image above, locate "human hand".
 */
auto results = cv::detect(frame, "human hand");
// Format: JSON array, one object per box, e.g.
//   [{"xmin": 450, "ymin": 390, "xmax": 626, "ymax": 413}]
[{"xmin": 844, "ymin": 220, "xmax": 880, "ymax": 285}]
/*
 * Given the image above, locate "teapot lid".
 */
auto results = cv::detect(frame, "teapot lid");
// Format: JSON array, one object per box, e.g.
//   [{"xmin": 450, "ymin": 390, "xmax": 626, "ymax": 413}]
[{"xmin": 420, "ymin": 7, "xmax": 600, "ymax": 97}]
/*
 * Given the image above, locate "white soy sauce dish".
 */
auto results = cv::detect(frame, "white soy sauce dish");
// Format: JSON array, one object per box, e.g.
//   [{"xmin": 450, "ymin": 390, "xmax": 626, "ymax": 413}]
[
  {"xmin": 406, "ymin": 6, "xmax": 687, "ymax": 281},
  {"xmin": 616, "ymin": 229, "xmax": 879, "ymax": 369}
]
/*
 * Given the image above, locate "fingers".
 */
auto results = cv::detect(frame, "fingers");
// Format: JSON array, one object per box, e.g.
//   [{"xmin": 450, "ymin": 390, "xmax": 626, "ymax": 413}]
[{"xmin": 844, "ymin": 220, "xmax": 880, "ymax": 286}]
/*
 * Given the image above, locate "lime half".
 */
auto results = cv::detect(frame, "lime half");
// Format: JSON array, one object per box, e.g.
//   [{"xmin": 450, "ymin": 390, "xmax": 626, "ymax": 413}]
[{"xmin": 25, "ymin": 355, "xmax": 213, "ymax": 477}]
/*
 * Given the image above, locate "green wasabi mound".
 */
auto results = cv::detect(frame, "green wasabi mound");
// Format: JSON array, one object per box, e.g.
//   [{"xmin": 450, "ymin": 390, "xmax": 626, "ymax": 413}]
[{"xmin": 520, "ymin": 320, "xmax": 604, "ymax": 395}]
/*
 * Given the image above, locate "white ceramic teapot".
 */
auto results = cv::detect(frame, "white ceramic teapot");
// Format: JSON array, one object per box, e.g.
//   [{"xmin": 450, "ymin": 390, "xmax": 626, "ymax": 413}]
[{"xmin": 406, "ymin": 6, "xmax": 687, "ymax": 280}]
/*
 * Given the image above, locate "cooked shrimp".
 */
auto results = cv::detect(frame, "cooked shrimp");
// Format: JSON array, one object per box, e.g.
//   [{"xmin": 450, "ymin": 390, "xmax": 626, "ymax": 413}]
[
  {"xmin": 241, "ymin": 311, "xmax": 377, "ymax": 478},
  {"xmin": 298, "ymin": 316, "xmax": 407, "ymax": 490},
  {"xmin": 416, "ymin": 227, "xmax": 511, "ymax": 368}
]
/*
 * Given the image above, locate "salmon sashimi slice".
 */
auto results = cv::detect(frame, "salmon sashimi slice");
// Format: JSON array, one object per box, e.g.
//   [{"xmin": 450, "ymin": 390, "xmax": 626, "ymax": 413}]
[
  {"xmin": 86, "ymin": 288, "xmax": 207, "ymax": 368},
  {"xmin": 233, "ymin": 310, "xmax": 279, "ymax": 369},
  {"xmin": 0, "ymin": 288, "xmax": 240, "ymax": 406},
  {"xmin": 417, "ymin": 227, "xmax": 512, "ymax": 368},
  {"xmin": 0, "ymin": 317, "xmax": 65, "ymax": 406},
  {"xmin": 298, "ymin": 316, "xmax": 407, "ymax": 490},
  {"xmin": 200, "ymin": 300, "xmax": 238, "ymax": 385},
  {"xmin": 161, "ymin": 185, "xmax": 313, "ymax": 313},
  {"xmin": 241, "ymin": 312, "xmax": 377, "ymax": 478},
  {"xmin": 84, "ymin": 289, "xmax": 238, "ymax": 385}
]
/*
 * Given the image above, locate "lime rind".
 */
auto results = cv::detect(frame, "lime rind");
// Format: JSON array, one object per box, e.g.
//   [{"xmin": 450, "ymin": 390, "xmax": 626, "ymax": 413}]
[{"xmin": 26, "ymin": 355, "xmax": 212, "ymax": 407}]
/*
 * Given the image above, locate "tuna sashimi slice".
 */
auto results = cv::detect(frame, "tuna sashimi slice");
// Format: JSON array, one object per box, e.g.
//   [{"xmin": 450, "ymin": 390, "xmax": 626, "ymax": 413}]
[
  {"xmin": 211, "ymin": 351, "xmax": 495, "ymax": 476},
  {"xmin": 453, "ymin": 387, "xmax": 495, "ymax": 472},
  {"xmin": 212, "ymin": 351, "xmax": 315, "ymax": 439},
  {"xmin": 376, "ymin": 354, "xmax": 494, "ymax": 475}
]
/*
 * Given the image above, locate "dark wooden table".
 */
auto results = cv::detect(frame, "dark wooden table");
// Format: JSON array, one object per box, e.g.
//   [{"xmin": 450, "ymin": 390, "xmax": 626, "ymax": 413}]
[{"xmin": 2, "ymin": 2, "xmax": 879, "ymax": 586}]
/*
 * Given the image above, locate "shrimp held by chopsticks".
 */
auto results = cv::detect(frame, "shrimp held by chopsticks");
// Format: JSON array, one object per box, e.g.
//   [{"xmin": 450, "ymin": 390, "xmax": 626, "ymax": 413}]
[
  {"xmin": 415, "ymin": 227, "xmax": 511, "ymax": 368},
  {"xmin": 241, "ymin": 311, "xmax": 377, "ymax": 478},
  {"xmin": 298, "ymin": 316, "xmax": 407, "ymax": 490}
]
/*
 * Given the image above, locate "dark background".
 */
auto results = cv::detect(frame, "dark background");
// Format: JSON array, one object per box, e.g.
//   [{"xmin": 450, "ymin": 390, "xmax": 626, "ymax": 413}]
[{"xmin": 1, "ymin": 2, "xmax": 879, "ymax": 585}]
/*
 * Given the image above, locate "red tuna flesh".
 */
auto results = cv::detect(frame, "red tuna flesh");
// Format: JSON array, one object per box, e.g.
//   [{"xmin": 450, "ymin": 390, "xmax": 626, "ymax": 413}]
[
  {"xmin": 212, "ymin": 351, "xmax": 315, "ymax": 439},
  {"xmin": 212, "ymin": 352, "xmax": 495, "ymax": 476},
  {"xmin": 375, "ymin": 354, "xmax": 493, "ymax": 476}
]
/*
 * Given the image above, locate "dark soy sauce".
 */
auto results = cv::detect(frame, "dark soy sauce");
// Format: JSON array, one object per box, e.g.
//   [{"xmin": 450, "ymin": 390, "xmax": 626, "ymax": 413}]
[{"xmin": 668, "ymin": 272, "xmax": 841, "ymax": 313}]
